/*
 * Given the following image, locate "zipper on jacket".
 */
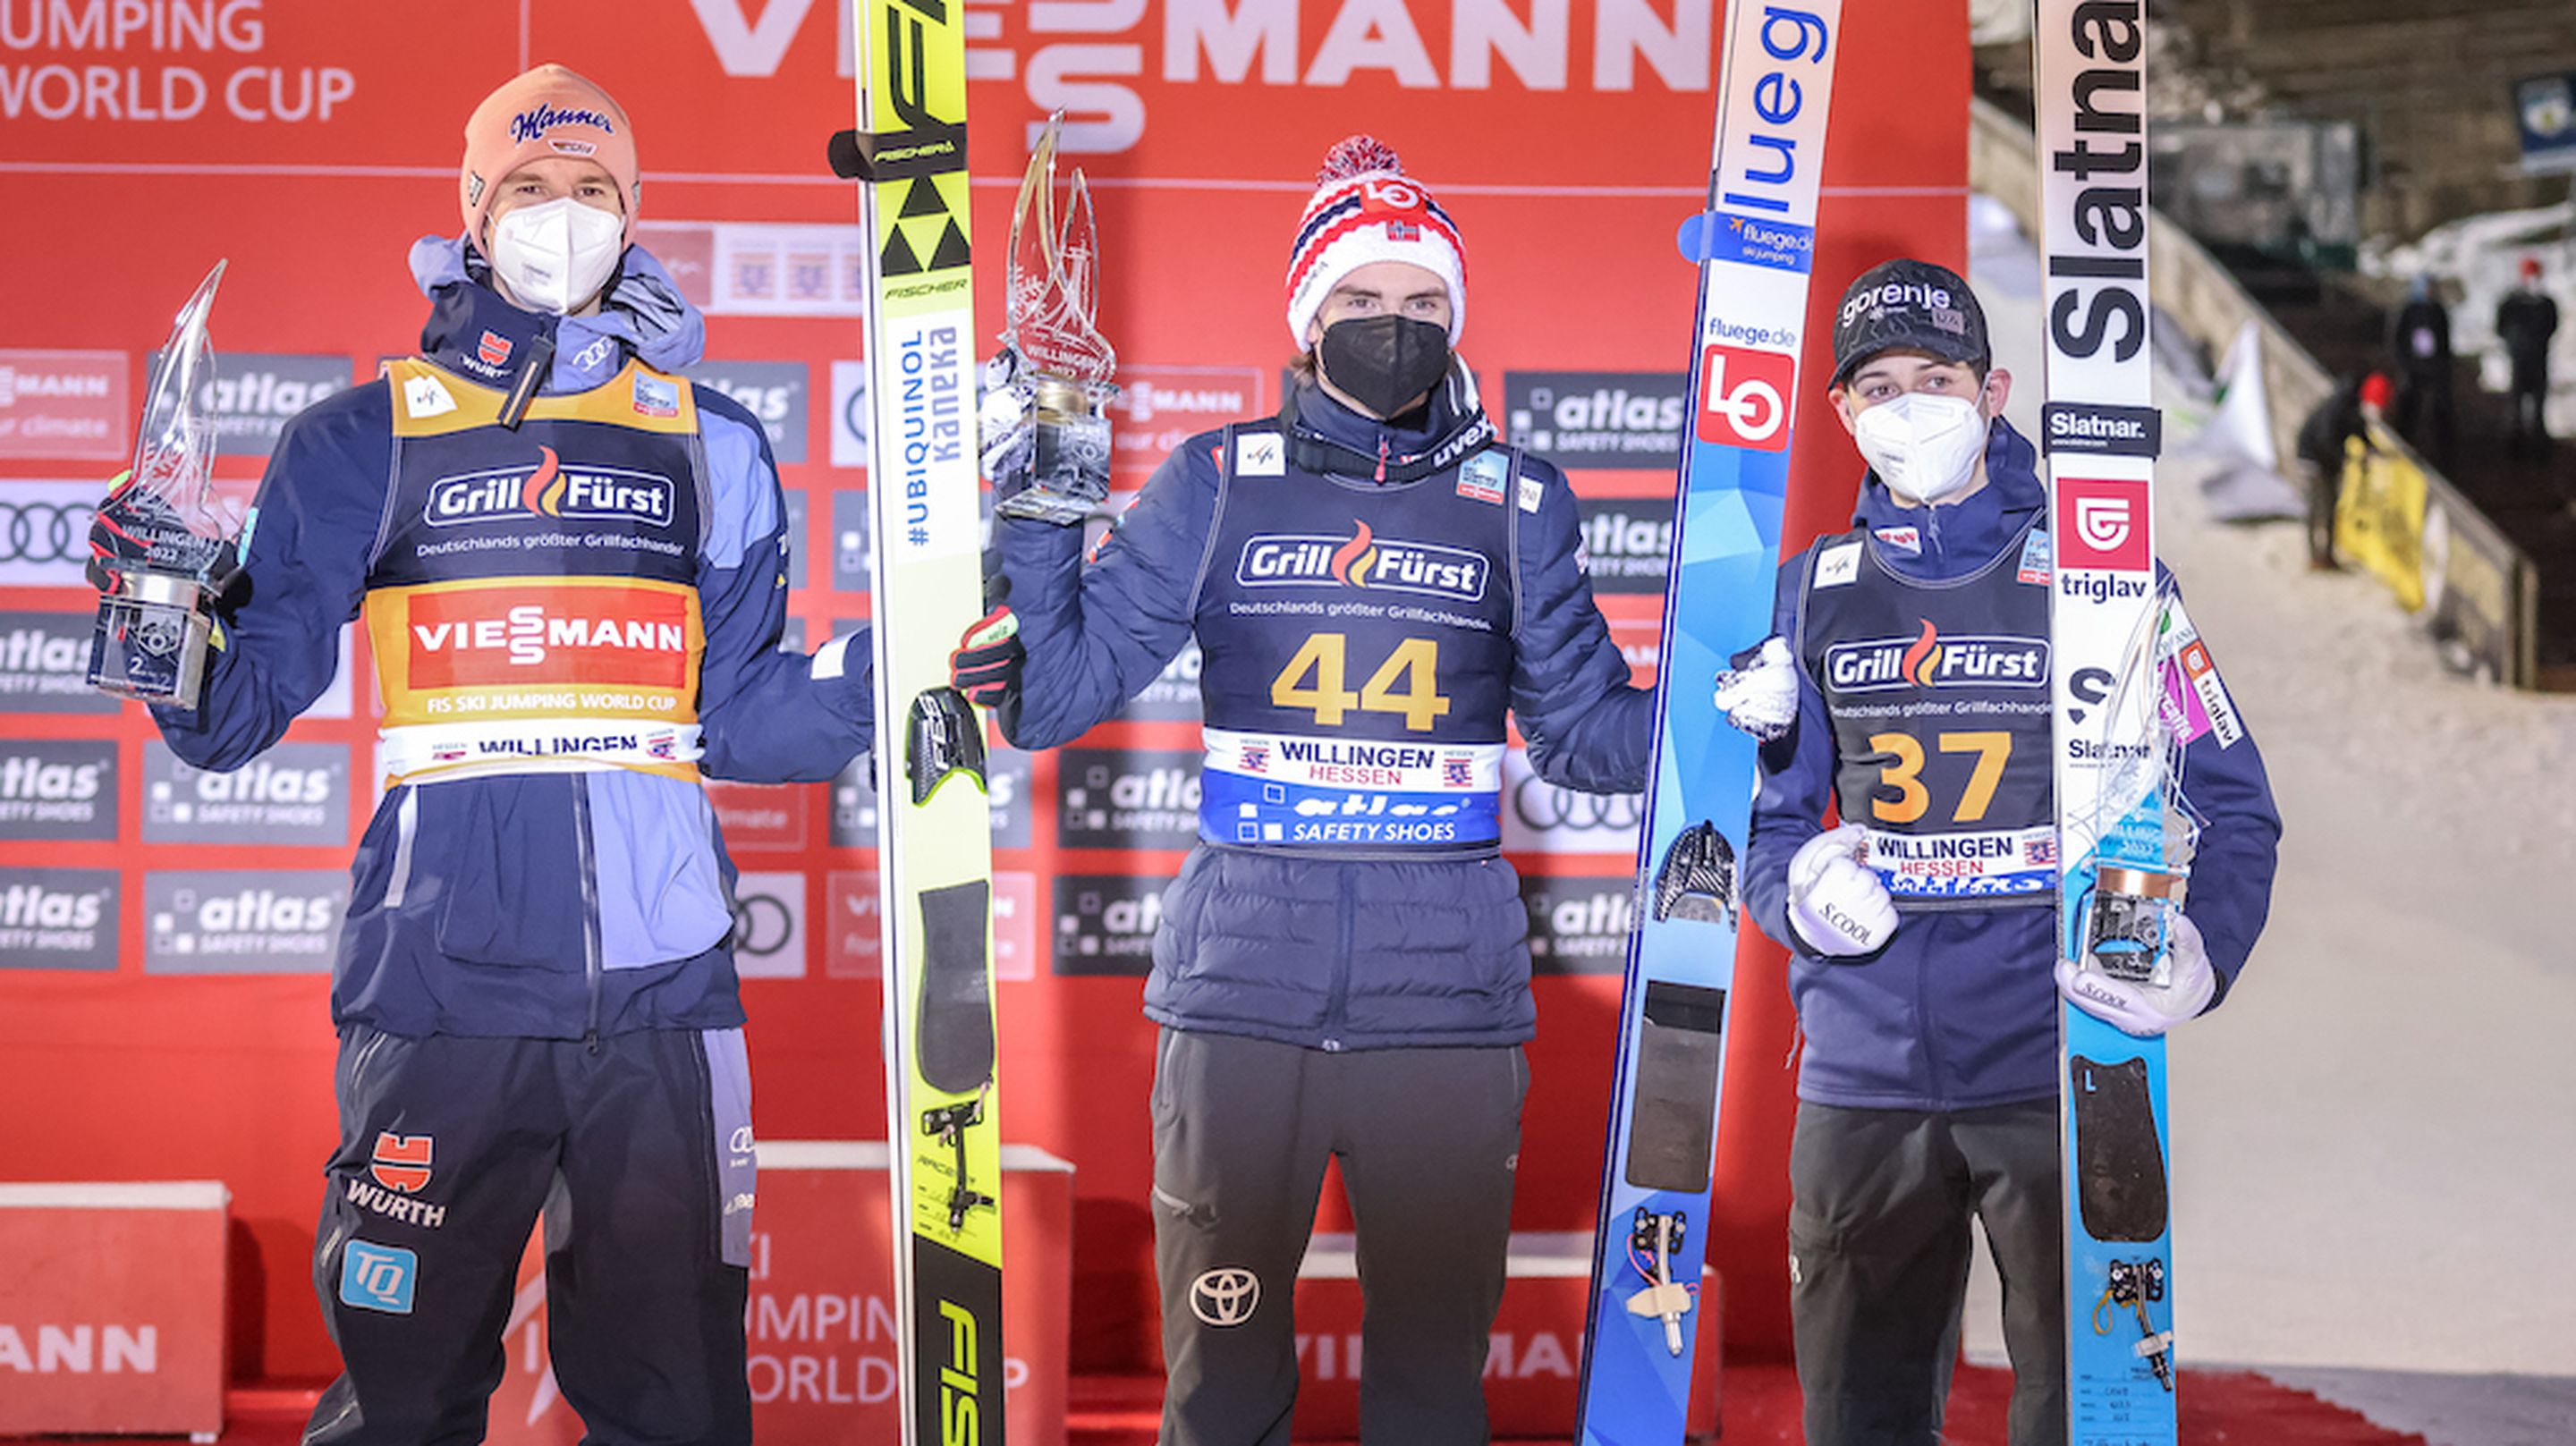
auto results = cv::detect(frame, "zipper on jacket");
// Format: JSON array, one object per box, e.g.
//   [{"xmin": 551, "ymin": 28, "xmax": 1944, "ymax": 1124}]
[
  {"xmin": 572, "ymin": 774, "xmax": 604, "ymax": 1053},
  {"xmin": 1322, "ymin": 866, "xmax": 1356, "ymax": 1051}
]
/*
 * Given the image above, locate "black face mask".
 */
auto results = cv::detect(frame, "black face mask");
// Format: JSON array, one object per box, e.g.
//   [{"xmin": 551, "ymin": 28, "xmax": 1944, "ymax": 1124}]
[{"xmin": 1317, "ymin": 315, "xmax": 1452, "ymax": 419}]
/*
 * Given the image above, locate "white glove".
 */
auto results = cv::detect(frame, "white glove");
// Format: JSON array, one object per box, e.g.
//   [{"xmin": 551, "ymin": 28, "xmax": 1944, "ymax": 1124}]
[
  {"xmin": 1713, "ymin": 636, "xmax": 1800, "ymax": 741},
  {"xmin": 2055, "ymin": 912, "xmax": 2217, "ymax": 1036},
  {"xmin": 1786, "ymin": 825, "xmax": 1899, "ymax": 958}
]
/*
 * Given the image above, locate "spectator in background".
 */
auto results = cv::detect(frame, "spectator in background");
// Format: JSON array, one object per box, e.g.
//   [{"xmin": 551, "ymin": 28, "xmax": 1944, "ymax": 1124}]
[
  {"xmin": 2498, "ymin": 256, "xmax": 2560, "ymax": 461},
  {"xmin": 2295, "ymin": 370, "xmax": 2388, "ymax": 571},
  {"xmin": 2388, "ymin": 273, "xmax": 2454, "ymax": 462}
]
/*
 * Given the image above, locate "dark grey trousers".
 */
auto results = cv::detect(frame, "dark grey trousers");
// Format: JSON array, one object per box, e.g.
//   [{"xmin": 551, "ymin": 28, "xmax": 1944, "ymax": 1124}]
[
  {"xmin": 1149, "ymin": 1028, "xmax": 1527, "ymax": 1446},
  {"xmin": 1789, "ymin": 1098, "xmax": 2065, "ymax": 1446}
]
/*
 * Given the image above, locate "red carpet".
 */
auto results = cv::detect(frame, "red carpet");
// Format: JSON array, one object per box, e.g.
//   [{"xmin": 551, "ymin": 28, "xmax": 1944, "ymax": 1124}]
[
  {"xmin": 34, "ymin": 1367, "xmax": 2428, "ymax": 1444},
  {"xmin": 1066, "ymin": 1365, "xmax": 2433, "ymax": 1444}
]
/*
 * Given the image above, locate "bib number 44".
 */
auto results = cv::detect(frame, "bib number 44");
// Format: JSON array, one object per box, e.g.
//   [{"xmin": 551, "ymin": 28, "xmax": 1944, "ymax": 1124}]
[{"xmin": 1271, "ymin": 633, "xmax": 1451, "ymax": 731}]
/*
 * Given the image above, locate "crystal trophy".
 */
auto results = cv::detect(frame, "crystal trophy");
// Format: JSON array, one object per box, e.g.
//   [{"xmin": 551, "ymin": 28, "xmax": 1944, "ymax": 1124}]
[
  {"xmin": 992, "ymin": 112, "xmax": 1119, "ymax": 525},
  {"xmin": 88, "ymin": 260, "xmax": 245, "ymax": 709}
]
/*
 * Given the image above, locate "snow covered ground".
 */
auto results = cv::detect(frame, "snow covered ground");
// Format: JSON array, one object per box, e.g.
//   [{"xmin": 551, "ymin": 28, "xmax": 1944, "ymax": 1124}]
[{"xmin": 1961, "ymin": 196, "xmax": 2576, "ymax": 1435}]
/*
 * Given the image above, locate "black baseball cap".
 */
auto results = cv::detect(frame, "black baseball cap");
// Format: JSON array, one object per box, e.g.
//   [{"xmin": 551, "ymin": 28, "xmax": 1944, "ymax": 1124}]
[{"xmin": 1829, "ymin": 258, "xmax": 1990, "ymax": 386}]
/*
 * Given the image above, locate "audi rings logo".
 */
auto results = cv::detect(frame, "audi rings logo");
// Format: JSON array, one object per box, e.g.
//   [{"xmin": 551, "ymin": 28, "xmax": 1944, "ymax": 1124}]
[
  {"xmin": 0, "ymin": 489, "xmax": 100, "ymax": 585},
  {"xmin": 726, "ymin": 873, "xmax": 808, "ymax": 979},
  {"xmin": 1512, "ymin": 774, "xmax": 1645, "ymax": 833},
  {"xmin": 730, "ymin": 891, "xmax": 794, "ymax": 956},
  {"xmin": 0, "ymin": 498, "xmax": 89, "ymax": 562},
  {"xmin": 1189, "ymin": 1267, "xmax": 1261, "ymax": 1328}
]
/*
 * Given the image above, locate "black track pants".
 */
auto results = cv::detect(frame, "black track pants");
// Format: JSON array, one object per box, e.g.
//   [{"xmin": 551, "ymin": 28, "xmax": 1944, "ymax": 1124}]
[
  {"xmin": 1149, "ymin": 1028, "xmax": 1527, "ymax": 1446},
  {"xmin": 302, "ymin": 1025, "xmax": 758, "ymax": 1446},
  {"xmin": 1788, "ymin": 1098, "xmax": 2065, "ymax": 1446}
]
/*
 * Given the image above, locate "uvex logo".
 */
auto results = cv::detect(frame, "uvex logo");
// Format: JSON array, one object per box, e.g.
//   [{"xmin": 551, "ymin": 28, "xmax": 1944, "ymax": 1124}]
[
  {"xmin": 1825, "ymin": 622, "xmax": 2048, "ymax": 693},
  {"xmin": 1235, "ymin": 521, "xmax": 1489, "ymax": 603},
  {"xmin": 427, "ymin": 448, "xmax": 674, "ymax": 529}
]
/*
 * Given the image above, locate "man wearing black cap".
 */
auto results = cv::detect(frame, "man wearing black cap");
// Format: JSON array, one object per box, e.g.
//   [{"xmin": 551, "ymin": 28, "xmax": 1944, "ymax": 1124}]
[{"xmin": 1712, "ymin": 259, "xmax": 2281, "ymax": 1446}]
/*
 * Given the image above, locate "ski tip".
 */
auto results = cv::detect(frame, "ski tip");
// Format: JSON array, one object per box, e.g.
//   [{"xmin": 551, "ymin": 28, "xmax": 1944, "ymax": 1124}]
[{"xmin": 826, "ymin": 128, "xmax": 866, "ymax": 181}]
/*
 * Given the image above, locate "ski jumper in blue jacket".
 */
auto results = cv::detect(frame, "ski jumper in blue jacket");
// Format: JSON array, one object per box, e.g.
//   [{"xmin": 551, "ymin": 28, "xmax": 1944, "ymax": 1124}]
[
  {"xmin": 141, "ymin": 66, "xmax": 870, "ymax": 1446},
  {"xmin": 986, "ymin": 137, "xmax": 1654, "ymax": 1446},
  {"xmin": 1737, "ymin": 258, "xmax": 2281, "ymax": 1446}
]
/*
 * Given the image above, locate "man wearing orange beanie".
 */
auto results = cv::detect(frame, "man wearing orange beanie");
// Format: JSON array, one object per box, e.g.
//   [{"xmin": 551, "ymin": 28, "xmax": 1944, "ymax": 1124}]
[{"xmin": 121, "ymin": 65, "xmax": 874, "ymax": 1444}]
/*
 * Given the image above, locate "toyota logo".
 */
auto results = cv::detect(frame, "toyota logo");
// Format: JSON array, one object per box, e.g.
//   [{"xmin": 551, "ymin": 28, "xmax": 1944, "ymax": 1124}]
[
  {"xmin": 1512, "ymin": 775, "xmax": 1644, "ymax": 832},
  {"xmin": 729, "ymin": 891, "xmax": 794, "ymax": 956},
  {"xmin": 0, "ymin": 499, "xmax": 93, "ymax": 563},
  {"xmin": 1189, "ymin": 1267, "xmax": 1260, "ymax": 1327}
]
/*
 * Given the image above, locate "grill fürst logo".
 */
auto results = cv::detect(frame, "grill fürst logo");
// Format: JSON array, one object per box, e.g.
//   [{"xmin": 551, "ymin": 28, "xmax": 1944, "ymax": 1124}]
[
  {"xmin": 427, "ymin": 448, "xmax": 674, "ymax": 528},
  {"xmin": 1825, "ymin": 622, "xmax": 2048, "ymax": 692},
  {"xmin": 1236, "ymin": 521, "xmax": 1489, "ymax": 603}
]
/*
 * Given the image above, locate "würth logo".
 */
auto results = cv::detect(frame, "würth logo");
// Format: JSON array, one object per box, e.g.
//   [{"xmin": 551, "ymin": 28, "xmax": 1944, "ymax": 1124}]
[
  {"xmin": 369, "ymin": 1133, "xmax": 433, "ymax": 1193},
  {"xmin": 427, "ymin": 448, "xmax": 674, "ymax": 529},
  {"xmin": 2055, "ymin": 476, "xmax": 2150, "ymax": 571}
]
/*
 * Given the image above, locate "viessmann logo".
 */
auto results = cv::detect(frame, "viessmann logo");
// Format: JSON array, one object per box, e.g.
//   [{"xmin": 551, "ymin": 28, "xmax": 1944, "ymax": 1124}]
[
  {"xmin": 1235, "ymin": 521, "xmax": 1488, "ymax": 603},
  {"xmin": 426, "ymin": 447, "xmax": 674, "ymax": 529},
  {"xmin": 406, "ymin": 590, "xmax": 691, "ymax": 689},
  {"xmin": 1825, "ymin": 622, "xmax": 2048, "ymax": 692}
]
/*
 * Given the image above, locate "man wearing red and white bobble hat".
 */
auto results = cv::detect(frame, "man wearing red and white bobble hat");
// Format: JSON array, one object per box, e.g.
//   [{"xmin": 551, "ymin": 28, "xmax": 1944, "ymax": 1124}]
[{"xmin": 957, "ymin": 137, "xmax": 1653, "ymax": 1442}]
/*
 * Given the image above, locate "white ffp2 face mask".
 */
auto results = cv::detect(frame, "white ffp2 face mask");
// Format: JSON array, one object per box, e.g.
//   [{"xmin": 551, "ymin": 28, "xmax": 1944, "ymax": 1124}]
[
  {"xmin": 1853, "ymin": 392, "xmax": 1989, "ymax": 505},
  {"xmin": 487, "ymin": 197, "xmax": 624, "ymax": 316}
]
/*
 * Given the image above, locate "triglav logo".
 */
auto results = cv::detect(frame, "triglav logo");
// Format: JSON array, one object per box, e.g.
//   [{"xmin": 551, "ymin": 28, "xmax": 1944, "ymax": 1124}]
[
  {"xmin": 1825, "ymin": 622, "xmax": 2048, "ymax": 693},
  {"xmin": 427, "ymin": 447, "xmax": 674, "ymax": 529},
  {"xmin": 1235, "ymin": 520, "xmax": 1489, "ymax": 603},
  {"xmin": 2054, "ymin": 476, "xmax": 2150, "ymax": 571}
]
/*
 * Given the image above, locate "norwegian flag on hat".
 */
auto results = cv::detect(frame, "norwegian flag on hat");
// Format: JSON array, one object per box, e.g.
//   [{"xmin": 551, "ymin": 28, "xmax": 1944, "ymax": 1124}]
[{"xmin": 1284, "ymin": 136, "xmax": 1467, "ymax": 346}]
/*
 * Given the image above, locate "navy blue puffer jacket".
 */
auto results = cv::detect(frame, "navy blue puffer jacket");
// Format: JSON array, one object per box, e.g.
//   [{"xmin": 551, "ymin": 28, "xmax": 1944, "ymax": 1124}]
[{"xmin": 998, "ymin": 372, "xmax": 1652, "ymax": 1049}]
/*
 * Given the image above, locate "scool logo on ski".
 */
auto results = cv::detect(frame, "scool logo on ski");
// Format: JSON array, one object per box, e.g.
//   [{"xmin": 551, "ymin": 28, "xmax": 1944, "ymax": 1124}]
[
  {"xmin": 1826, "ymin": 622, "xmax": 2047, "ymax": 691},
  {"xmin": 1236, "ymin": 521, "xmax": 1489, "ymax": 603},
  {"xmin": 2041, "ymin": 2, "xmax": 2149, "ymax": 369}
]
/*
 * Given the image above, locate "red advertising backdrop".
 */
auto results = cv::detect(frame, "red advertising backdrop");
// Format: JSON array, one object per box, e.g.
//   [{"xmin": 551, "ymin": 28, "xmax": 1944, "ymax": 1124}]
[{"xmin": 0, "ymin": 0, "xmax": 1965, "ymax": 1386}]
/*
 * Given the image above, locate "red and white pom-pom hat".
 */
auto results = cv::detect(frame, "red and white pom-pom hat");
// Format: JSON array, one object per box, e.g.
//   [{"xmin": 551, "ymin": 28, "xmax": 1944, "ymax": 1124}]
[{"xmin": 1284, "ymin": 136, "xmax": 1468, "ymax": 347}]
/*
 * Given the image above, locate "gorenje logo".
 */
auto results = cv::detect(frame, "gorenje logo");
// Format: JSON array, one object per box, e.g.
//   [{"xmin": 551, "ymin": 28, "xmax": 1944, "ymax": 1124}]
[
  {"xmin": 0, "ymin": 870, "xmax": 116, "ymax": 969},
  {"xmin": 1825, "ymin": 622, "xmax": 2049, "ymax": 693},
  {"xmin": 1236, "ymin": 521, "xmax": 1489, "ymax": 603},
  {"xmin": 427, "ymin": 447, "xmax": 675, "ymax": 529}
]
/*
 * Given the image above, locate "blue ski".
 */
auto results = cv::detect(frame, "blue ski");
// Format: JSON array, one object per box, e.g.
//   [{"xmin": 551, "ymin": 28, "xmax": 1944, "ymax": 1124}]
[
  {"xmin": 2031, "ymin": 4, "xmax": 2182, "ymax": 1442},
  {"xmin": 1572, "ymin": 5, "xmax": 1845, "ymax": 1441}
]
